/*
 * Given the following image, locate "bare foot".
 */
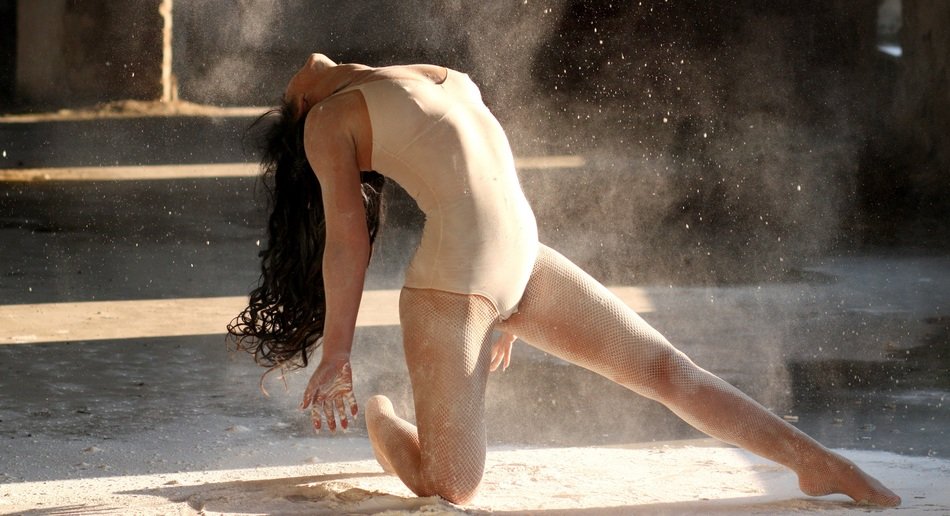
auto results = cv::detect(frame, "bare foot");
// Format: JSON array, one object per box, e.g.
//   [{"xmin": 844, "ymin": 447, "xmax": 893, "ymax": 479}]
[
  {"xmin": 797, "ymin": 453, "xmax": 901, "ymax": 507},
  {"xmin": 366, "ymin": 395, "xmax": 397, "ymax": 474}
]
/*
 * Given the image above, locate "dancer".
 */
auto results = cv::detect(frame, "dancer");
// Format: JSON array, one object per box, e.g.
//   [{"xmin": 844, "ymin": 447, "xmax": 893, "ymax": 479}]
[{"xmin": 228, "ymin": 53, "xmax": 900, "ymax": 507}]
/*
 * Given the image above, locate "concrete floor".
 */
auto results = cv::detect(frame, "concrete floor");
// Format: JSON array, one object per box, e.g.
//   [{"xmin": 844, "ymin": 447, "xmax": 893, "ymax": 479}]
[{"xmin": 0, "ymin": 115, "xmax": 948, "ymax": 509}]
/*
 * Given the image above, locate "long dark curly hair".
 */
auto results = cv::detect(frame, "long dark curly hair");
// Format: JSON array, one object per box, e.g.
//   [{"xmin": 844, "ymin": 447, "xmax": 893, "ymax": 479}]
[{"xmin": 227, "ymin": 100, "xmax": 386, "ymax": 371}]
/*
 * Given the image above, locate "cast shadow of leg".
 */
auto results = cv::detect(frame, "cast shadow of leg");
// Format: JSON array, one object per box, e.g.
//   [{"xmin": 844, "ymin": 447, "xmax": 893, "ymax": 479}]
[{"xmin": 121, "ymin": 471, "xmax": 461, "ymax": 514}]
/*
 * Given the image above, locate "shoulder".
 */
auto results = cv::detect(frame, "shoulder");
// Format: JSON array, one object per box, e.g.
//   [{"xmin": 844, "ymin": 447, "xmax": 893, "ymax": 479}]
[
  {"xmin": 304, "ymin": 90, "xmax": 363, "ymax": 136},
  {"xmin": 304, "ymin": 89, "xmax": 369, "ymax": 152},
  {"xmin": 302, "ymin": 93, "xmax": 367, "ymax": 180}
]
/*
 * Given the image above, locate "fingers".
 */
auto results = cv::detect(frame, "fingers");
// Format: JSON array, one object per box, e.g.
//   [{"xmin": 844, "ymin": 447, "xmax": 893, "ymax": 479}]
[
  {"xmin": 324, "ymin": 400, "xmax": 337, "ymax": 431},
  {"xmin": 335, "ymin": 398, "xmax": 348, "ymax": 429},
  {"xmin": 490, "ymin": 332, "xmax": 517, "ymax": 372},
  {"xmin": 311, "ymin": 398, "xmax": 338, "ymax": 432},
  {"xmin": 490, "ymin": 335, "xmax": 503, "ymax": 371},
  {"xmin": 489, "ymin": 347, "xmax": 508, "ymax": 371},
  {"xmin": 300, "ymin": 376, "xmax": 320, "ymax": 410},
  {"xmin": 309, "ymin": 395, "xmax": 359, "ymax": 433},
  {"xmin": 490, "ymin": 345, "xmax": 506, "ymax": 371},
  {"xmin": 310, "ymin": 406, "xmax": 322, "ymax": 432},
  {"xmin": 310, "ymin": 399, "xmax": 336, "ymax": 432},
  {"xmin": 300, "ymin": 382, "xmax": 312, "ymax": 409}
]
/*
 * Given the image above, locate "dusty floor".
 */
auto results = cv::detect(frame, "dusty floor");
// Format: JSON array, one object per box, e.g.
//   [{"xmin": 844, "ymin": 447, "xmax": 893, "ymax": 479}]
[
  {"xmin": 4, "ymin": 443, "xmax": 948, "ymax": 515},
  {"xmin": 1, "ymin": 114, "xmax": 948, "ymax": 514}
]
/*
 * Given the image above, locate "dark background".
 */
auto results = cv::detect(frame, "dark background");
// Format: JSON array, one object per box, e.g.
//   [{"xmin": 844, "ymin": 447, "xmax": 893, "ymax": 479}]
[{"xmin": 2, "ymin": 1, "xmax": 947, "ymax": 283}]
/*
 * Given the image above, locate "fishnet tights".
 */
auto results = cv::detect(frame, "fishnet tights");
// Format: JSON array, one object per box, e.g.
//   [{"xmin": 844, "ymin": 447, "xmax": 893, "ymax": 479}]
[
  {"xmin": 366, "ymin": 287, "xmax": 498, "ymax": 504},
  {"xmin": 367, "ymin": 244, "xmax": 900, "ymax": 506}
]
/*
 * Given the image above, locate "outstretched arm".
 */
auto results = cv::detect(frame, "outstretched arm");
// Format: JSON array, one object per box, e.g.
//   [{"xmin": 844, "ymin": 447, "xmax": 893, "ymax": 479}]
[{"xmin": 299, "ymin": 104, "xmax": 368, "ymax": 431}]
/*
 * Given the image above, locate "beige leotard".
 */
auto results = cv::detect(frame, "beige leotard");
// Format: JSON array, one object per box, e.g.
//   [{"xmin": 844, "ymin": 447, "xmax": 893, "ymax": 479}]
[{"xmin": 341, "ymin": 69, "xmax": 538, "ymax": 318}]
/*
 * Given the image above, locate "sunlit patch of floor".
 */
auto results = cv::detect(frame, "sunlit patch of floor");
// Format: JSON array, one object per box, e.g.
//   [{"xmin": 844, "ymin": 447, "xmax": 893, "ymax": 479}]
[
  {"xmin": 0, "ymin": 156, "xmax": 586, "ymax": 182},
  {"xmin": 0, "ymin": 286, "xmax": 651, "ymax": 345},
  {"xmin": 0, "ymin": 163, "xmax": 260, "ymax": 181}
]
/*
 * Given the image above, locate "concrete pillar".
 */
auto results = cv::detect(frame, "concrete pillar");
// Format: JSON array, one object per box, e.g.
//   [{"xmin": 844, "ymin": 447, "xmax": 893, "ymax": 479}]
[
  {"xmin": 0, "ymin": 0, "xmax": 16, "ymax": 107},
  {"xmin": 160, "ymin": 0, "xmax": 174, "ymax": 102}
]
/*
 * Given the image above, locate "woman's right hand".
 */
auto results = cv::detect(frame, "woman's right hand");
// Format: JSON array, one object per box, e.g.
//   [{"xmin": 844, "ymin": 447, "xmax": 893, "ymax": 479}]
[{"xmin": 301, "ymin": 357, "xmax": 359, "ymax": 432}]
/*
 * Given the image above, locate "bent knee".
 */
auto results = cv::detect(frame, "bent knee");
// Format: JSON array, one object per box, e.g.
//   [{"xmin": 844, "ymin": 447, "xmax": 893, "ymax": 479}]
[
  {"xmin": 366, "ymin": 395, "xmax": 393, "ymax": 416},
  {"xmin": 365, "ymin": 395, "xmax": 395, "ymax": 427},
  {"xmin": 421, "ymin": 456, "xmax": 484, "ymax": 504},
  {"xmin": 427, "ymin": 473, "xmax": 482, "ymax": 505}
]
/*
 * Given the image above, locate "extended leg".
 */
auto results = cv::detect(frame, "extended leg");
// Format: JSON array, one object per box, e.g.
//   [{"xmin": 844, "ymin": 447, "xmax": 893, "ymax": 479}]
[
  {"xmin": 498, "ymin": 245, "xmax": 900, "ymax": 506},
  {"xmin": 365, "ymin": 287, "xmax": 498, "ymax": 504}
]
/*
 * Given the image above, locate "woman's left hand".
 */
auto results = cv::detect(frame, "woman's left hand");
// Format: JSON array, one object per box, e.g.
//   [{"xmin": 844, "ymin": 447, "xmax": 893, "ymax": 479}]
[
  {"xmin": 490, "ymin": 332, "xmax": 517, "ymax": 372},
  {"xmin": 301, "ymin": 357, "xmax": 359, "ymax": 432}
]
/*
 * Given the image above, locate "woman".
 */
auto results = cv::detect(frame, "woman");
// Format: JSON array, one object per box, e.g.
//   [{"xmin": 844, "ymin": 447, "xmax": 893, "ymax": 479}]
[{"xmin": 229, "ymin": 53, "xmax": 900, "ymax": 507}]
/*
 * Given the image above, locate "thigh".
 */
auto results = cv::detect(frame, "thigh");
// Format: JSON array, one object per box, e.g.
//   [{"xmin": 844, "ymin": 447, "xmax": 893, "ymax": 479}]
[
  {"xmin": 399, "ymin": 287, "xmax": 499, "ymax": 488},
  {"xmin": 498, "ymin": 245, "xmax": 683, "ymax": 395}
]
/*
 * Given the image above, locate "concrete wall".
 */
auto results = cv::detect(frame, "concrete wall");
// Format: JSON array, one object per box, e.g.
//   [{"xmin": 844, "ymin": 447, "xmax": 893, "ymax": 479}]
[
  {"xmin": 894, "ymin": 0, "xmax": 950, "ymax": 214},
  {"xmin": 518, "ymin": 0, "xmax": 890, "ymax": 278},
  {"xmin": 14, "ymin": 0, "xmax": 164, "ymax": 107},
  {"xmin": 170, "ymin": 1, "xmax": 472, "ymax": 105},
  {"xmin": 2, "ymin": 0, "xmax": 947, "ymax": 254}
]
